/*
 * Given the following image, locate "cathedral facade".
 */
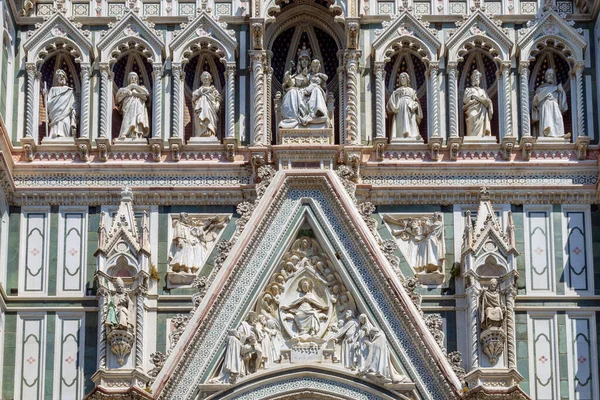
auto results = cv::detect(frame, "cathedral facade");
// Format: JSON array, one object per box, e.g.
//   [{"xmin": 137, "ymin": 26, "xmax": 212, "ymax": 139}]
[{"xmin": 0, "ymin": 0, "xmax": 598, "ymax": 398}]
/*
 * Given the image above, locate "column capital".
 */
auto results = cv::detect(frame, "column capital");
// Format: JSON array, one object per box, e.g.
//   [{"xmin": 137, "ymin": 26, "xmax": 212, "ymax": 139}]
[
  {"xmin": 447, "ymin": 61, "xmax": 458, "ymax": 70},
  {"xmin": 518, "ymin": 61, "xmax": 531, "ymax": 72},
  {"xmin": 374, "ymin": 61, "xmax": 386, "ymax": 72}
]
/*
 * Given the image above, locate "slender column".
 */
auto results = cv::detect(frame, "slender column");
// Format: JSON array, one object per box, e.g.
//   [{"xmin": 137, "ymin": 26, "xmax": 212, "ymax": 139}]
[
  {"xmin": 374, "ymin": 62, "xmax": 386, "ymax": 139},
  {"xmin": 519, "ymin": 62, "xmax": 531, "ymax": 137},
  {"xmin": 501, "ymin": 62, "xmax": 513, "ymax": 137},
  {"xmin": 135, "ymin": 290, "xmax": 145, "ymax": 370},
  {"xmin": 249, "ymin": 51, "xmax": 266, "ymax": 145},
  {"xmin": 466, "ymin": 282, "xmax": 480, "ymax": 370},
  {"xmin": 574, "ymin": 62, "xmax": 586, "ymax": 138},
  {"xmin": 171, "ymin": 64, "xmax": 182, "ymax": 138},
  {"xmin": 345, "ymin": 50, "xmax": 361, "ymax": 144},
  {"xmin": 79, "ymin": 64, "xmax": 91, "ymax": 138},
  {"xmin": 429, "ymin": 63, "xmax": 440, "ymax": 138},
  {"xmin": 99, "ymin": 64, "xmax": 110, "ymax": 138},
  {"xmin": 97, "ymin": 291, "xmax": 107, "ymax": 369},
  {"xmin": 448, "ymin": 62, "xmax": 459, "ymax": 138},
  {"xmin": 505, "ymin": 282, "xmax": 517, "ymax": 369},
  {"xmin": 225, "ymin": 63, "xmax": 236, "ymax": 139},
  {"xmin": 152, "ymin": 64, "xmax": 163, "ymax": 139},
  {"xmin": 338, "ymin": 63, "xmax": 346, "ymax": 143},
  {"xmin": 266, "ymin": 53, "xmax": 273, "ymax": 143},
  {"xmin": 25, "ymin": 63, "xmax": 37, "ymax": 138}
]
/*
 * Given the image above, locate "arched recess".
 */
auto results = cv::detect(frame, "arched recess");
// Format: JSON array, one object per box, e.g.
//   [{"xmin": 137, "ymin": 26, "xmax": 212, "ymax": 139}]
[
  {"xmin": 517, "ymin": 9, "xmax": 586, "ymax": 140},
  {"xmin": 198, "ymin": 367, "xmax": 413, "ymax": 399},
  {"xmin": 97, "ymin": 11, "xmax": 165, "ymax": 140},
  {"xmin": 170, "ymin": 12, "xmax": 237, "ymax": 143},
  {"xmin": 445, "ymin": 10, "xmax": 514, "ymax": 141},
  {"xmin": 265, "ymin": 6, "xmax": 345, "ymax": 144},
  {"xmin": 22, "ymin": 13, "xmax": 93, "ymax": 143},
  {"xmin": 372, "ymin": 12, "xmax": 441, "ymax": 142},
  {"xmin": 261, "ymin": 0, "xmax": 345, "ymax": 22}
]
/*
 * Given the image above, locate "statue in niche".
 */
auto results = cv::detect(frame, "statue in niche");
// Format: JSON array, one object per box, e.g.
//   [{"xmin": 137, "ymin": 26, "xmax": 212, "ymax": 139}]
[
  {"xmin": 116, "ymin": 72, "xmax": 150, "ymax": 139},
  {"xmin": 386, "ymin": 72, "xmax": 422, "ymax": 139},
  {"xmin": 463, "ymin": 70, "xmax": 493, "ymax": 137},
  {"xmin": 106, "ymin": 277, "xmax": 131, "ymax": 331},
  {"xmin": 281, "ymin": 278, "xmax": 329, "ymax": 337},
  {"xmin": 384, "ymin": 213, "xmax": 445, "ymax": 284},
  {"xmin": 192, "ymin": 71, "xmax": 221, "ymax": 138},
  {"xmin": 44, "ymin": 69, "xmax": 77, "ymax": 138},
  {"xmin": 279, "ymin": 46, "xmax": 330, "ymax": 129},
  {"xmin": 532, "ymin": 68, "xmax": 570, "ymax": 139},
  {"xmin": 480, "ymin": 278, "xmax": 505, "ymax": 331}
]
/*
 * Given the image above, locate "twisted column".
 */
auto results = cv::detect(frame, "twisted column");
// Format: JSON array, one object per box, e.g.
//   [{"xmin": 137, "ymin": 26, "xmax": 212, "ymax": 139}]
[
  {"xmin": 135, "ymin": 290, "xmax": 145, "ymax": 370},
  {"xmin": 171, "ymin": 64, "xmax": 182, "ymax": 138},
  {"xmin": 574, "ymin": 62, "xmax": 586, "ymax": 138},
  {"xmin": 79, "ymin": 64, "xmax": 91, "ymax": 138},
  {"xmin": 152, "ymin": 64, "xmax": 163, "ymax": 139},
  {"xmin": 249, "ymin": 51, "xmax": 266, "ymax": 145},
  {"xmin": 345, "ymin": 50, "xmax": 361, "ymax": 145},
  {"xmin": 338, "ymin": 64, "xmax": 346, "ymax": 143},
  {"xmin": 97, "ymin": 292, "xmax": 107, "ymax": 369},
  {"xmin": 448, "ymin": 62, "xmax": 459, "ymax": 138},
  {"xmin": 501, "ymin": 62, "xmax": 513, "ymax": 137},
  {"xmin": 466, "ymin": 283, "xmax": 480, "ymax": 369},
  {"xmin": 519, "ymin": 62, "xmax": 531, "ymax": 137},
  {"xmin": 225, "ymin": 63, "xmax": 236, "ymax": 139},
  {"xmin": 429, "ymin": 63, "xmax": 440, "ymax": 138},
  {"xmin": 99, "ymin": 64, "xmax": 110, "ymax": 138},
  {"xmin": 374, "ymin": 62, "xmax": 386, "ymax": 139},
  {"xmin": 505, "ymin": 283, "xmax": 517, "ymax": 369},
  {"xmin": 25, "ymin": 63, "xmax": 37, "ymax": 138}
]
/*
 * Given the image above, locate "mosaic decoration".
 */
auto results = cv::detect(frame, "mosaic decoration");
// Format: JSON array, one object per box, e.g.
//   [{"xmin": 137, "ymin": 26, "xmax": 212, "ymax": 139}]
[
  {"xmin": 179, "ymin": 3, "xmax": 196, "ymax": 16},
  {"xmin": 144, "ymin": 3, "xmax": 161, "ymax": 16},
  {"xmin": 215, "ymin": 2, "xmax": 232, "ymax": 15},
  {"xmin": 521, "ymin": 1, "xmax": 537, "ymax": 13},
  {"xmin": 108, "ymin": 3, "xmax": 125, "ymax": 17},
  {"xmin": 72, "ymin": 3, "xmax": 89, "ymax": 16}
]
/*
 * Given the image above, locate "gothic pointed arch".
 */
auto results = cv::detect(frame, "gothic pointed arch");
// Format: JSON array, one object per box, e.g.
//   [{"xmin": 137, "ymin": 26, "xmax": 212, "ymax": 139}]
[
  {"xmin": 150, "ymin": 170, "xmax": 464, "ymax": 399},
  {"xmin": 170, "ymin": 11, "xmax": 238, "ymax": 141},
  {"xmin": 372, "ymin": 11, "xmax": 442, "ymax": 141}
]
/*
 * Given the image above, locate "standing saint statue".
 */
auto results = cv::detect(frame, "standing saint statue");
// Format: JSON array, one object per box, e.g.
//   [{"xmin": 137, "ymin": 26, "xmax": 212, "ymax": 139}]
[
  {"xmin": 44, "ymin": 69, "xmax": 77, "ymax": 138},
  {"xmin": 106, "ymin": 277, "xmax": 130, "ymax": 331},
  {"xmin": 116, "ymin": 72, "xmax": 150, "ymax": 138},
  {"xmin": 192, "ymin": 71, "xmax": 221, "ymax": 138},
  {"xmin": 532, "ymin": 68, "xmax": 569, "ymax": 138},
  {"xmin": 480, "ymin": 278, "xmax": 505, "ymax": 331},
  {"xmin": 463, "ymin": 70, "xmax": 493, "ymax": 137},
  {"xmin": 331, "ymin": 309, "xmax": 359, "ymax": 369},
  {"xmin": 386, "ymin": 72, "xmax": 422, "ymax": 139}
]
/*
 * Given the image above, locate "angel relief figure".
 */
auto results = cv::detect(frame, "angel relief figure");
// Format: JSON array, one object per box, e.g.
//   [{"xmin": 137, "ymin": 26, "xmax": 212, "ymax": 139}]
[{"xmin": 282, "ymin": 278, "xmax": 329, "ymax": 337}]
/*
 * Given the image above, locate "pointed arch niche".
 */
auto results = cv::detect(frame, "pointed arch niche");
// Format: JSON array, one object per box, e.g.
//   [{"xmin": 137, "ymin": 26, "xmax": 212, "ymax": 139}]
[
  {"xmin": 97, "ymin": 12, "xmax": 165, "ymax": 141},
  {"xmin": 266, "ymin": 6, "xmax": 345, "ymax": 144},
  {"xmin": 170, "ymin": 12, "xmax": 237, "ymax": 143},
  {"xmin": 22, "ymin": 13, "xmax": 92, "ymax": 144},
  {"xmin": 445, "ymin": 10, "xmax": 514, "ymax": 141},
  {"xmin": 517, "ymin": 10, "xmax": 587, "ymax": 140},
  {"xmin": 372, "ymin": 12, "xmax": 441, "ymax": 142}
]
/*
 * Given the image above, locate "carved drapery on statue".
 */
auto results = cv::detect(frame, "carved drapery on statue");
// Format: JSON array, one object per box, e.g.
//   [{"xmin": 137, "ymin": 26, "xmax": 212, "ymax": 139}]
[
  {"xmin": 463, "ymin": 70, "xmax": 493, "ymax": 138},
  {"xmin": 45, "ymin": 69, "xmax": 77, "ymax": 139},
  {"xmin": 386, "ymin": 72, "xmax": 422, "ymax": 140},
  {"xmin": 116, "ymin": 72, "xmax": 150, "ymax": 139},
  {"xmin": 532, "ymin": 68, "xmax": 569, "ymax": 139},
  {"xmin": 383, "ymin": 213, "xmax": 445, "ymax": 285},
  {"xmin": 210, "ymin": 233, "xmax": 406, "ymax": 387},
  {"xmin": 192, "ymin": 71, "xmax": 222, "ymax": 139}
]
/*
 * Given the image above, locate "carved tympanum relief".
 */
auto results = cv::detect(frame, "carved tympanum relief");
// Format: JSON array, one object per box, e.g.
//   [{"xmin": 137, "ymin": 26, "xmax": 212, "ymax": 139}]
[
  {"xmin": 192, "ymin": 71, "xmax": 222, "ymax": 139},
  {"xmin": 383, "ymin": 213, "xmax": 445, "ymax": 285},
  {"xmin": 44, "ymin": 69, "xmax": 77, "ymax": 139},
  {"xmin": 210, "ymin": 232, "xmax": 405, "ymax": 387},
  {"xmin": 167, "ymin": 213, "xmax": 230, "ymax": 287}
]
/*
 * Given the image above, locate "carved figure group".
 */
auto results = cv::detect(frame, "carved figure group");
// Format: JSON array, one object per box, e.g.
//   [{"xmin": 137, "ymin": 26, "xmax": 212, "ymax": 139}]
[
  {"xmin": 280, "ymin": 46, "xmax": 330, "ymax": 129},
  {"xmin": 386, "ymin": 72, "xmax": 422, "ymax": 139},
  {"xmin": 44, "ymin": 69, "xmax": 77, "ymax": 138},
  {"xmin": 532, "ymin": 68, "xmax": 569, "ymax": 138},
  {"xmin": 463, "ymin": 70, "xmax": 493, "ymax": 137},
  {"xmin": 192, "ymin": 71, "xmax": 221, "ymax": 138},
  {"xmin": 116, "ymin": 72, "xmax": 150, "ymax": 138}
]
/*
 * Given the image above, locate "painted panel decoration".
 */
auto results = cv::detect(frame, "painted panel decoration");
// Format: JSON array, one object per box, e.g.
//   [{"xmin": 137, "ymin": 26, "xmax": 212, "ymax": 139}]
[
  {"xmin": 16, "ymin": 316, "xmax": 45, "ymax": 399},
  {"xmin": 21, "ymin": 212, "xmax": 48, "ymax": 293},
  {"xmin": 567, "ymin": 316, "xmax": 596, "ymax": 400},
  {"xmin": 53, "ymin": 315, "xmax": 84, "ymax": 400},
  {"xmin": 525, "ymin": 210, "xmax": 553, "ymax": 292},
  {"xmin": 530, "ymin": 317, "xmax": 557, "ymax": 400},
  {"xmin": 564, "ymin": 211, "xmax": 588, "ymax": 292},
  {"xmin": 57, "ymin": 210, "xmax": 87, "ymax": 295}
]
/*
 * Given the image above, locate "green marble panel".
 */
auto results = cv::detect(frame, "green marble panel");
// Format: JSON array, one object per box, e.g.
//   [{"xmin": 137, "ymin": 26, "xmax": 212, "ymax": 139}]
[
  {"xmin": 87, "ymin": 208, "xmax": 100, "ymax": 292},
  {"xmin": 553, "ymin": 205, "xmax": 565, "ymax": 295},
  {"xmin": 7, "ymin": 207, "xmax": 21, "ymax": 292},
  {"xmin": 2, "ymin": 313, "xmax": 16, "ymax": 399},
  {"xmin": 44, "ymin": 313, "xmax": 55, "ymax": 400},
  {"xmin": 84, "ymin": 312, "xmax": 98, "ymax": 394},
  {"xmin": 48, "ymin": 206, "xmax": 59, "ymax": 296}
]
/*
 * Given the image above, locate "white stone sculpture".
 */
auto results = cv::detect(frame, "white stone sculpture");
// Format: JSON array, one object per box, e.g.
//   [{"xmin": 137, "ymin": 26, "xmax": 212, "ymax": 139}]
[
  {"xmin": 116, "ymin": 72, "xmax": 150, "ymax": 139},
  {"xmin": 463, "ymin": 70, "xmax": 493, "ymax": 138},
  {"xmin": 331, "ymin": 310, "xmax": 359, "ymax": 369},
  {"xmin": 44, "ymin": 69, "xmax": 77, "ymax": 139},
  {"xmin": 359, "ymin": 327, "xmax": 403, "ymax": 384},
  {"xmin": 106, "ymin": 277, "xmax": 131, "ymax": 331},
  {"xmin": 281, "ymin": 278, "xmax": 329, "ymax": 337},
  {"xmin": 280, "ymin": 46, "xmax": 330, "ymax": 129},
  {"xmin": 192, "ymin": 71, "xmax": 221, "ymax": 138},
  {"xmin": 532, "ymin": 68, "xmax": 570, "ymax": 139},
  {"xmin": 386, "ymin": 72, "xmax": 422, "ymax": 140},
  {"xmin": 384, "ymin": 213, "xmax": 445, "ymax": 284},
  {"xmin": 480, "ymin": 278, "xmax": 505, "ymax": 330}
]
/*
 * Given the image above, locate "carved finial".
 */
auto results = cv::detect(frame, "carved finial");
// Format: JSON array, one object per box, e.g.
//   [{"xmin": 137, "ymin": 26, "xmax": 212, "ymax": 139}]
[
  {"xmin": 479, "ymin": 187, "xmax": 490, "ymax": 201},
  {"xmin": 120, "ymin": 187, "xmax": 134, "ymax": 202}
]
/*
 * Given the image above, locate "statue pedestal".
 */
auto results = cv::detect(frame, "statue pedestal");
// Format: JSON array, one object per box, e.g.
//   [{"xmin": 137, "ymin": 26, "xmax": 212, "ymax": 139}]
[
  {"xmin": 536, "ymin": 136, "xmax": 571, "ymax": 144},
  {"xmin": 464, "ymin": 368, "xmax": 523, "ymax": 391},
  {"xmin": 463, "ymin": 136, "xmax": 497, "ymax": 144},
  {"xmin": 416, "ymin": 270, "xmax": 445, "ymax": 285},
  {"xmin": 279, "ymin": 128, "xmax": 333, "ymax": 145},
  {"xmin": 166, "ymin": 271, "xmax": 197, "ymax": 288},
  {"xmin": 390, "ymin": 136, "xmax": 423, "ymax": 144},
  {"xmin": 113, "ymin": 137, "xmax": 148, "ymax": 144},
  {"xmin": 41, "ymin": 136, "xmax": 75, "ymax": 145},
  {"xmin": 188, "ymin": 136, "xmax": 220, "ymax": 144}
]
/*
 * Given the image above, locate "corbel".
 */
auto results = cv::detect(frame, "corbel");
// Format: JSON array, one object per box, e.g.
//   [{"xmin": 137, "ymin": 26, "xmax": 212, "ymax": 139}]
[
  {"xmin": 95, "ymin": 137, "xmax": 110, "ymax": 162},
  {"xmin": 575, "ymin": 135, "xmax": 590, "ymax": 160},
  {"xmin": 520, "ymin": 136, "xmax": 535, "ymax": 161},
  {"xmin": 149, "ymin": 137, "xmax": 163, "ymax": 162},
  {"xmin": 168, "ymin": 137, "xmax": 183, "ymax": 162},
  {"xmin": 20, "ymin": 136, "xmax": 36, "ymax": 162},
  {"xmin": 75, "ymin": 136, "xmax": 92, "ymax": 162},
  {"xmin": 447, "ymin": 136, "xmax": 462, "ymax": 161},
  {"xmin": 501, "ymin": 136, "xmax": 517, "ymax": 161},
  {"xmin": 428, "ymin": 136, "xmax": 443, "ymax": 161}
]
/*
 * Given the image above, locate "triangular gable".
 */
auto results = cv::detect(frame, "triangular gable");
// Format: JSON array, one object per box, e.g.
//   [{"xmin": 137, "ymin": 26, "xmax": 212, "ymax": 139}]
[
  {"xmin": 152, "ymin": 170, "xmax": 463, "ymax": 399},
  {"xmin": 23, "ymin": 12, "xmax": 93, "ymax": 65},
  {"xmin": 372, "ymin": 11, "xmax": 441, "ymax": 63},
  {"xmin": 170, "ymin": 12, "xmax": 237, "ymax": 64},
  {"xmin": 446, "ymin": 10, "xmax": 513, "ymax": 63},
  {"xmin": 97, "ymin": 11, "xmax": 165, "ymax": 64},
  {"xmin": 517, "ymin": 9, "xmax": 586, "ymax": 63}
]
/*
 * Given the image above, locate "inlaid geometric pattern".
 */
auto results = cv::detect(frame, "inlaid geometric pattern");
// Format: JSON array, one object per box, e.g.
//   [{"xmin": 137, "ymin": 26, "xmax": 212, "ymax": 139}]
[
  {"xmin": 16, "ymin": 316, "xmax": 45, "ymax": 399},
  {"xmin": 525, "ymin": 210, "xmax": 554, "ymax": 293},
  {"xmin": 530, "ymin": 316, "xmax": 558, "ymax": 399},
  {"xmin": 566, "ymin": 316, "xmax": 597, "ymax": 400},
  {"xmin": 564, "ymin": 211, "xmax": 589, "ymax": 292}
]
